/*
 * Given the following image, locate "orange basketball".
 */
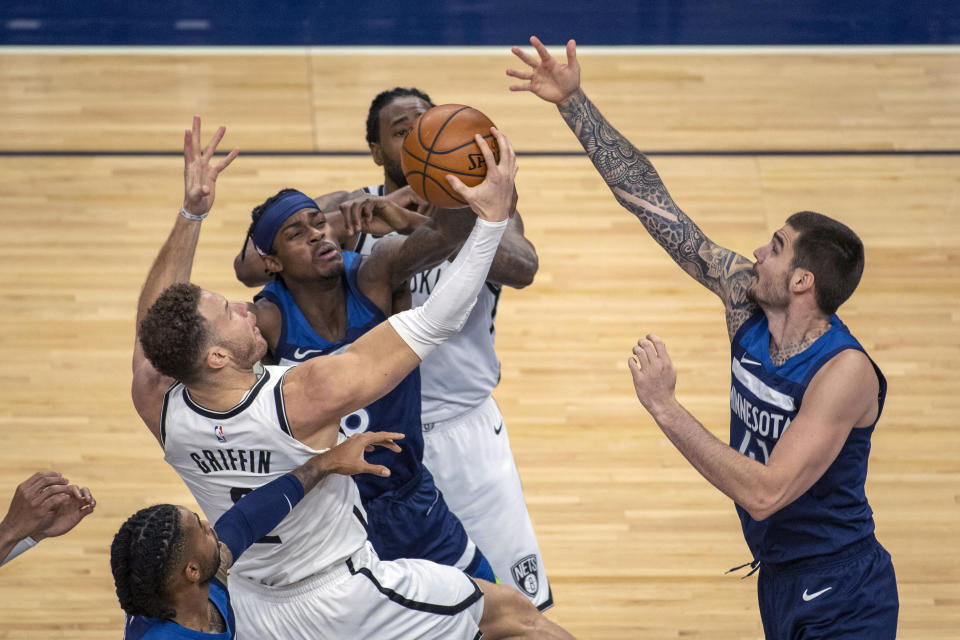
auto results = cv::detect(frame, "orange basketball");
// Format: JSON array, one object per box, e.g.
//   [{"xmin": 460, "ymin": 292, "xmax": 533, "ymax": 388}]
[{"xmin": 401, "ymin": 104, "xmax": 500, "ymax": 209}]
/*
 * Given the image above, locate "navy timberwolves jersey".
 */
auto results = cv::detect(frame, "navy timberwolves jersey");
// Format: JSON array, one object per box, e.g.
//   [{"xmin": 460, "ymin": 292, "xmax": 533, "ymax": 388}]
[
  {"xmin": 730, "ymin": 312, "xmax": 886, "ymax": 564},
  {"xmin": 254, "ymin": 251, "xmax": 423, "ymax": 501},
  {"xmin": 123, "ymin": 578, "xmax": 234, "ymax": 639}
]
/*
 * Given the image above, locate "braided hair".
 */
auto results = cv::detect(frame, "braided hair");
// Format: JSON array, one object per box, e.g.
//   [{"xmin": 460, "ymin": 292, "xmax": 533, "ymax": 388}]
[{"xmin": 110, "ymin": 504, "xmax": 187, "ymax": 620}]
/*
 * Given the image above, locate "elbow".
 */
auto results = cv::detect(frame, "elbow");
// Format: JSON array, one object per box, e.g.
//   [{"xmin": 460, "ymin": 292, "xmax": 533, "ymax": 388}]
[
  {"xmin": 741, "ymin": 489, "xmax": 786, "ymax": 522},
  {"xmin": 506, "ymin": 252, "xmax": 539, "ymax": 289}
]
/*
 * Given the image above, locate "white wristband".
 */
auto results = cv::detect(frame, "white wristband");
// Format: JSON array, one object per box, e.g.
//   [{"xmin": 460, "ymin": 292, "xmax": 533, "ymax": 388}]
[{"xmin": 179, "ymin": 206, "xmax": 208, "ymax": 221}]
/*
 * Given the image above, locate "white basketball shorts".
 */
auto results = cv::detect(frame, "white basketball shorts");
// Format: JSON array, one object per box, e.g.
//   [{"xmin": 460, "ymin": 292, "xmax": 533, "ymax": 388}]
[
  {"xmin": 422, "ymin": 396, "xmax": 552, "ymax": 610},
  {"xmin": 229, "ymin": 542, "xmax": 484, "ymax": 639}
]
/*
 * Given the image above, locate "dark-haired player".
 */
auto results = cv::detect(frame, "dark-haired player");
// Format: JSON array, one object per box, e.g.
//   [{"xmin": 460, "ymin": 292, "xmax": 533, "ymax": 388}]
[
  {"xmin": 509, "ymin": 36, "xmax": 898, "ymax": 638},
  {"xmin": 131, "ymin": 117, "xmax": 573, "ymax": 639},
  {"xmin": 235, "ymin": 88, "xmax": 551, "ymax": 608},
  {"xmin": 113, "ymin": 431, "xmax": 403, "ymax": 639}
]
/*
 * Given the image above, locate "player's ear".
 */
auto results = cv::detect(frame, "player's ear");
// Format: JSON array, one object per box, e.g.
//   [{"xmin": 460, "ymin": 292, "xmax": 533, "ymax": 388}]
[
  {"xmin": 206, "ymin": 345, "xmax": 230, "ymax": 371},
  {"xmin": 183, "ymin": 559, "xmax": 202, "ymax": 584},
  {"xmin": 261, "ymin": 254, "xmax": 283, "ymax": 274},
  {"xmin": 791, "ymin": 268, "xmax": 814, "ymax": 294},
  {"xmin": 369, "ymin": 142, "xmax": 385, "ymax": 167}
]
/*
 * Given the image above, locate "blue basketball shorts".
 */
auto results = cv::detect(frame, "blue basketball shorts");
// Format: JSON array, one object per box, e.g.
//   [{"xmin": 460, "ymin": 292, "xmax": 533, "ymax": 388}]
[
  {"xmin": 361, "ymin": 466, "xmax": 495, "ymax": 582},
  {"xmin": 758, "ymin": 534, "xmax": 898, "ymax": 639}
]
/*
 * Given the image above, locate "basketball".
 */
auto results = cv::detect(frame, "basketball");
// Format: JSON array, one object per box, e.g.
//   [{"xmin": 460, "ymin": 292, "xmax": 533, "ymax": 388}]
[{"xmin": 401, "ymin": 104, "xmax": 500, "ymax": 208}]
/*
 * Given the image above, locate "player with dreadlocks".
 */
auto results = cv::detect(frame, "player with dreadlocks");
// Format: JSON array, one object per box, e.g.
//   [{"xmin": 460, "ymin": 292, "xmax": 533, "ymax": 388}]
[{"xmin": 111, "ymin": 430, "xmax": 403, "ymax": 638}]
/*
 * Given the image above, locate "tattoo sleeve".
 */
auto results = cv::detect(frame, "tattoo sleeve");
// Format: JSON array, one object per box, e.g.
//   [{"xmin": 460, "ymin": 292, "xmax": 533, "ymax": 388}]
[{"xmin": 558, "ymin": 90, "xmax": 757, "ymax": 339}]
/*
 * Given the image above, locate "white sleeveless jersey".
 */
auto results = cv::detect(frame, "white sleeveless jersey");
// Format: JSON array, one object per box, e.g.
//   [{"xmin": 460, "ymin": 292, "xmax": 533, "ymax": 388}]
[
  {"xmin": 355, "ymin": 185, "xmax": 501, "ymax": 422},
  {"xmin": 161, "ymin": 365, "xmax": 367, "ymax": 586}
]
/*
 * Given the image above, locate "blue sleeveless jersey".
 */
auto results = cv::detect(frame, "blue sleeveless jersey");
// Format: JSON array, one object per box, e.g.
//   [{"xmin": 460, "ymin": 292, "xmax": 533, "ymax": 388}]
[
  {"xmin": 254, "ymin": 251, "xmax": 422, "ymax": 501},
  {"xmin": 123, "ymin": 578, "xmax": 234, "ymax": 639},
  {"xmin": 730, "ymin": 312, "xmax": 887, "ymax": 564}
]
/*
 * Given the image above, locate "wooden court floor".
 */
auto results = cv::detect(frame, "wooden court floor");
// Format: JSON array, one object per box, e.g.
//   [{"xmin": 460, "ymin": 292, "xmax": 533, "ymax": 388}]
[{"xmin": 0, "ymin": 49, "xmax": 957, "ymax": 638}]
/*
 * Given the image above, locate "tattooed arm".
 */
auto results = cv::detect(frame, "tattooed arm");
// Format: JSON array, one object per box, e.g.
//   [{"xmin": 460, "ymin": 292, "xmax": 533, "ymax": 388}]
[{"xmin": 509, "ymin": 36, "xmax": 757, "ymax": 339}]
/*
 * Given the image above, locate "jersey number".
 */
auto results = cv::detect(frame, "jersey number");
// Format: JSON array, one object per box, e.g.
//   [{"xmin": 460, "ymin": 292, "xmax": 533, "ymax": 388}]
[
  {"xmin": 737, "ymin": 432, "xmax": 770, "ymax": 465},
  {"xmin": 230, "ymin": 487, "xmax": 282, "ymax": 544}
]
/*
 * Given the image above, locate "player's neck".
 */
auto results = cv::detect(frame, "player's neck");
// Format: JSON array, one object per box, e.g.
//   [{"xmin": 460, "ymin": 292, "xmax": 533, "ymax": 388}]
[
  {"xmin": 285, "ymin": 277, "xmax": 349, "ymax": 343},
  {"xmin": 170, "ymin": 582, "xmax": 213, "ymax": 632},
  {"xmin": 765, "ymin": 306, "xmax": 831, "ymax": 366},
  {"xmin": 187, "ymin": 367, "xmax": 261, "ymax": 412}
]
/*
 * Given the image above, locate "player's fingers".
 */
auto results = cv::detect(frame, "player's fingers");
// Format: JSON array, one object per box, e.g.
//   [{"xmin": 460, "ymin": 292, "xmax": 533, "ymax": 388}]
[
  {"xmin": 490, "ymin": 127, "xmax": 515, "ymax": 165},
  {"xmin": 191, "ymin": 115, "xmax": 202, "ymax": 157},
  {"xmin": 507, "ymin": 83, "xmax": 532, "ymax": 93},
  {"xmin": 371, "ymin": 465, "xmax": 391, "ymax": 477},
  {"xmin": 648, "ymin": 334, "xmax": 668, "ymax": 360},
  {"xmin": 214, "ymin": 147, "xmax": 240, "ymax": 174},
  {"xmin": 24, "ymin": 472, "xmax": 63, "ymax": 491},
  {"xmin": 80, "ymin": 487, "xmax": 95, "ymax": 510},
  {"xmin": 633, "ymin": 340, "xmax": 652, "ymax": 370},
  {"xmin": 530, "ymin": 35, "xmax": 551, "ymax": 62},
  {"xmin": 473, "ymin": 133, "xmax": 497, "ymax": 172},
  {"xmin": 505, "ymin": 68, "xmax": 533, "ymax": 81},
  {"xmin": 183, "ymin": 129, "xmax": 194, "ymax": 165},
  {"xmin": 203, "ymin": 125, "xmax": 227, "ymax": 158},
  {"xmin": 510, "ymin": 45, "xmax": 540, "ymax": 69},
  {"xmin": 627, "ymin": 356, "xmax": 644, "ymax": 384},
  {"xmin": 40, "ymin": 484, "xmax": 77, "ymax": 503},
  {"xmin": 338, "ymin": 201, "xmax": 359, "ymax": 235},
  {"xmin": 362, "ymin": 431, "xmax": 405, "ymax": 447},
  {"xmin": 445, "ymin": 173, "xmax": 469, "ymax": 198},
  {"xmin": 566, "ymin": 39, "xmax": 578, "ymax": 65}
]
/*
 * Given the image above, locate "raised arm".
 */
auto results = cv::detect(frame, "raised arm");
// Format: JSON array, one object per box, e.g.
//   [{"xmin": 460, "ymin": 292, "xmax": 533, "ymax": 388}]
[
  {"xmin": 131, "ymin": 117, "xmax": 238, "ymax": 440},
  {"xmin": 281, "ymin": 129, "xmax": 517, "ymax": 438},
  {"xmin": 509, "ymin": 36, "xmax": 756, "ymax": 337}
]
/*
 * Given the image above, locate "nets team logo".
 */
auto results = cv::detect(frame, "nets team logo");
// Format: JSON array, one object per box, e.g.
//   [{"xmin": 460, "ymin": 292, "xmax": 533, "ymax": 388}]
[
  {"xmin": 214, "ymin": 425, "xmax": 226, "ymax": 443},
  {"xmin": 511, "ymin": 555, "xmax": 539, "ymax": 596}
]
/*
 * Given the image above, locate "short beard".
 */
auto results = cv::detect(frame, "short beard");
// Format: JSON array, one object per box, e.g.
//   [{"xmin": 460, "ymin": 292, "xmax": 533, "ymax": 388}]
[
  {"xmin": 384, "ymin": 161, "xmax": 407, "ymax": 188},
  {"xmin": 202, "ymin": 544, "xmax": 221, "ymax": 584}
]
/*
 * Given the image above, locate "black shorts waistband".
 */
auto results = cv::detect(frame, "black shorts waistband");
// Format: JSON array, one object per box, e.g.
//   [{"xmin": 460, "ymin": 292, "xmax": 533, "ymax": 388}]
[{"xmin": 762, "ymin": 533, "xmax": 880, "ymax": 575}]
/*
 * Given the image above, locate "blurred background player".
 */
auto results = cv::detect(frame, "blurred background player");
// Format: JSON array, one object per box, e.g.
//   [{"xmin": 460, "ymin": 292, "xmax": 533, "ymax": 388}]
[
  {"xmin": 1, "ymin": 471, "xmax": 95, "ymax": 568},
  {"xmin": 235, "ymin": 87, "xmax": 551, "ymax": 609},
  {"xmin": 509, "ymin": 36, "xmax": 898, "ymax": 638}
]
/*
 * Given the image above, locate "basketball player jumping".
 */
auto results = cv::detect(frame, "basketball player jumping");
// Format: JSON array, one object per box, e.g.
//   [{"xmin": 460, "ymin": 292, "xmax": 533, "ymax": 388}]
[
  {"xmin": 234, "ymin": 87, "xmax": 552, "ymax": 609},
  {"xmin": 131, "ymin": 116, "xmax": 574, "ymax": 639},
  {"xmin": 508, "ymin": 36, "xmax": 898, "ymax": 638}
]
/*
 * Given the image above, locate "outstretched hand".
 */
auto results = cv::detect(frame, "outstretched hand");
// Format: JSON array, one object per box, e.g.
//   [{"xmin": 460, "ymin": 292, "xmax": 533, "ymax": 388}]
[
  {"xmin": 507, "ymin": 36, "xmax": 581, "ymax": 105},
  {"xmin": 321, "ymin": 431, "xmax": 405, "ymax": 478},
  {"xmin": 1, "ymin": 472, "xmax": 95, "ymax": 542},
  {"xmin": 445, "ymin": 127, "xmax": 517, "ymax": 223},
  {"xmin": 628, "ymin": 334, "xmax": 679, "ymax": 417},
  {"xmin": 182, "ymin": 115, "xmax": 239, "ymax": 216}
]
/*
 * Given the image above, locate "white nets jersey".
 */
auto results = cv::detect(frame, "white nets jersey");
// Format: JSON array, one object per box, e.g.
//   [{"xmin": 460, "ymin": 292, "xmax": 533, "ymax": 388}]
[
  {"xmin": 355, "ymin": 185, "xmax": 501, "ymax": 423},
  {"xmin": 160, "ymin": 365, "xmax": 367, "ymax": 586}
]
